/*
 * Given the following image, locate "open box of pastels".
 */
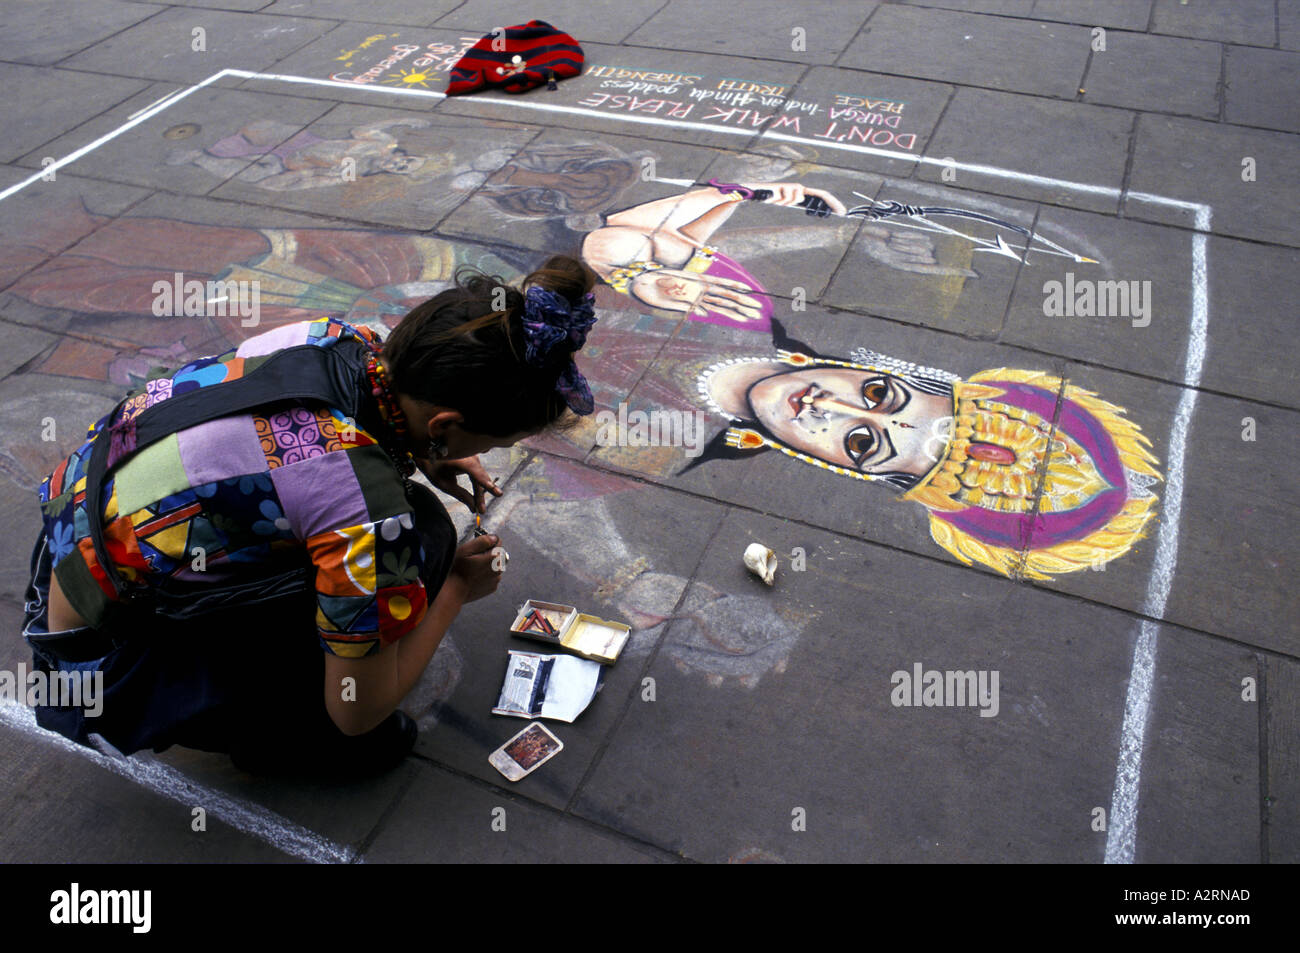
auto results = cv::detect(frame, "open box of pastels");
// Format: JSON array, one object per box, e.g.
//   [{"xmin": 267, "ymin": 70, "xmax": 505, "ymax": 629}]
[{"xmin": 509, "ymin": 599, "xmax": 631, "ymax": 664}]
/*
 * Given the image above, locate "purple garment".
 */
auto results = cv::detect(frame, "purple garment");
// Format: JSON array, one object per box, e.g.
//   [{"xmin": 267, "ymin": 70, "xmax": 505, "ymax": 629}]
[
  {"xmin": 691, "ymin": 251, "xmax": 773, "ymax": 333},
  {"xmin": 207, "ymin": 129, "xmax": 326, "ymax": 162}
]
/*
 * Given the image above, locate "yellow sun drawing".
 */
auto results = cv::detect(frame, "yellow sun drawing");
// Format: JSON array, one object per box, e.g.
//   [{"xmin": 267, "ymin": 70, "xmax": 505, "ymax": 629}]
[{"xmin": 386, "ymin": 68, "xmax": 434, "ymax": 88}]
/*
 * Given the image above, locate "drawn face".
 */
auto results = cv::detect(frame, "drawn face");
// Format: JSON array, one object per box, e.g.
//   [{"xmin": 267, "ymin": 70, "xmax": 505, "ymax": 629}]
[
  {"xmin": 483, "ymin": 154, "xmax": 637, "ymax": 214},
  {"xmin": 746, "ymin": 367, "xmax": 950, "ymax": 477},
  {"xmin": 377, "ymin": 152, "xmax": 424, "ymax": 174}
]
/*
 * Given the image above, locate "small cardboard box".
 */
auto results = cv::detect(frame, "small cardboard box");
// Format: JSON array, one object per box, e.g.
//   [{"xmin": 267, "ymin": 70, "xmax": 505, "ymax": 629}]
[{"xmin": 509, "ymin": 599, "xmax": 630, "ymax": 664}]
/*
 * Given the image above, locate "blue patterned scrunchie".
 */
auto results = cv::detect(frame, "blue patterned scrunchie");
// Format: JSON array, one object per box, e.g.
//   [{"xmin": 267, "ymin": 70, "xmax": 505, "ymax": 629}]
[{"xmin": 520, "ymin": 286, "xmax": 597, "ymax": 415}]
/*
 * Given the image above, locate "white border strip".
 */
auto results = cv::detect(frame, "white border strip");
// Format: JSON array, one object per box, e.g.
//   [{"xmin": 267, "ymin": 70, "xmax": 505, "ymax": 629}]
[
  {"xmin": 0, "ymin": 68, "xmax": 1213, "ymax": 865},
  {"xmin": 1103, "ymin": 207, "xmax": 1210, "ymax": 863},
  {"xmin": 0, "ymin": 702, "xmax": 356, "ymax": 864}
]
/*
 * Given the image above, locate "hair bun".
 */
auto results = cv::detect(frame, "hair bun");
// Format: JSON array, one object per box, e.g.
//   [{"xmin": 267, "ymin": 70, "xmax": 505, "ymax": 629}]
[{"xmin": 523, "ymin": 255, "xmax": 596, "ymax": 307}]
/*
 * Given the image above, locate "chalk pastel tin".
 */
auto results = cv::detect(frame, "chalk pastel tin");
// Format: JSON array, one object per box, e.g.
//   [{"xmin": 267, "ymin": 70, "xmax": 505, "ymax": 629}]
[{"xmin": 509, "ymin": 599, "xmax": 630, "ymax": 664}]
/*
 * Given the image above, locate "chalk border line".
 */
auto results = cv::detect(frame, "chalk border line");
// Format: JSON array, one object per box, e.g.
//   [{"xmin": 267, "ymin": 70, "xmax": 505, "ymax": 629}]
[{"xmin": 0, "ymin": 68, "xmax": 1212, "ymax": 866}]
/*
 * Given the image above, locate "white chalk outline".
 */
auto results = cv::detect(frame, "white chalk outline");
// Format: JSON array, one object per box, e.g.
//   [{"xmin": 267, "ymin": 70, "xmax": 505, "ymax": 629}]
[
  {"xmin": 0, "ymin": 702, "xmax": 356, "ymax": 864},
  {"xmin": 0, "ymin": 67, "xmax": 1213, "ymax": 865}
]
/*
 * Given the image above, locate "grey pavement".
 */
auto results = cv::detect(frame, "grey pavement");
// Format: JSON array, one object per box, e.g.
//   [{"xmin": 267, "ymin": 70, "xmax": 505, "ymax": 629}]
[{"xmin": 0, "ymin": 0, "xmax": 1295, "ymax": 865}]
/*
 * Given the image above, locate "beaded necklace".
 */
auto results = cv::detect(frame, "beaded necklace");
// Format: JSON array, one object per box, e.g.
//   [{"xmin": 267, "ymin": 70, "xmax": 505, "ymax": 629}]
[{"xmin": 363, "ymin": 352, "xmax": 417, "ymax": 477}]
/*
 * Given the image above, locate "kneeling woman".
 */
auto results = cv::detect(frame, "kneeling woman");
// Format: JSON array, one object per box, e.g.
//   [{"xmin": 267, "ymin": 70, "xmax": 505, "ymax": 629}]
[{"xmin": 23, "ymin": 256, "xmax": 597, "ymax": 776}]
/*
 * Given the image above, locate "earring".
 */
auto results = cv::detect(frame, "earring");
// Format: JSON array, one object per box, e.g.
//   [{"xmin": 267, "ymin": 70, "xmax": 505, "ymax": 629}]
[{"xmin": 430, "ymin": 438, "xmax": 449, "ymax": 459}]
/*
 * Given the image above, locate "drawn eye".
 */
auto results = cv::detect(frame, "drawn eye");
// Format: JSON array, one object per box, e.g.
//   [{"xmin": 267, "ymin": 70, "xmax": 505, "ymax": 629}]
[
  {"xmin": 861, "ymin": 376, "xmax": 889, "ymax": 410},
  {"xmin": 844, "ymin": 426, "xmax": 877, "ymax": 466}
]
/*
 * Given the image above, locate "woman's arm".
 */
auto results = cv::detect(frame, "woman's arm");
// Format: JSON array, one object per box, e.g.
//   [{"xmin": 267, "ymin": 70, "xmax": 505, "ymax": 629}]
[{"xmin": 322, "ymin": 534, "xmax": 501, "ymax": 736}]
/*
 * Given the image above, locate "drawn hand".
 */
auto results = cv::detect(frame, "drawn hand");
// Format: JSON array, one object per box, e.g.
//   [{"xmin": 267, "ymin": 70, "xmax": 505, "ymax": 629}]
[
  {"xmin": 741, "ymin": 182, "xmax": 847, "ymax": 217},
  {"xmin": 856, "ymin": 224, "xmax": 977, "ymax": 277},
  {"xmin": 636, "ymin": 269, "xmax": 765, "ymax": 323}
]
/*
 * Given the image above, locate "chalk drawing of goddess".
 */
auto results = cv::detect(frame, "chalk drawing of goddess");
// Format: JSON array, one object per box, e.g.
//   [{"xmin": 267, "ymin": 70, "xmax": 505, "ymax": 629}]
[{"xmin": 691, "ymin": 323, "xmax": 1161, "ymax": 580}]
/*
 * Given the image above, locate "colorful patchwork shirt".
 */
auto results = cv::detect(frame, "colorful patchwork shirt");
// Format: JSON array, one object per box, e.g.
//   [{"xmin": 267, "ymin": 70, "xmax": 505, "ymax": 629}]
[{"xmin": 37, "ymin": 318, "xmax": 450, "ymax": 659}]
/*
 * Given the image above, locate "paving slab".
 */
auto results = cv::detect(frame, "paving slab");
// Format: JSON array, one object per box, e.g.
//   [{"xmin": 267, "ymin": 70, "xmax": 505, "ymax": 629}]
[
  {"xmin": 625, "ymin": 0, "xmax": 879, "ymax": 65},
  {"xmin": 1264, "ymin": 655, "xmax": 1300, "ymax": 862},
  {"xmin": 749, "ymin": 66, "xmax": 954, "ymax": 179},
  {"xmin": 261, "ymin": 0, "xmax": 460, "ymax": 26},
  {"xmin": 152, "ymin": 746, "xmax": 418, "ymax": 860},
  {"xmin": 59, "ymin": 7, "xmax": 337, "ymax": 85},
  {"xmin": 1133, "ymin": 630, "xmax": 1261, "ymax": 863},
  {"xmin": 1029, "ymin": 0, "xmax": 1155, "ymax": 32},
  {"xmin": 0, "ymin": 171, "xmax": 150, "ymax": 293},
  {"xmin": 0, "ymin": 0, "xmax": 163, "ymax": 67},
  {"xmin": 0, "ymin": 706, "xmax": 290, "ymax": 862},
  {"xmin": 822, "ymin": 177, "xmax": 1038, "ymax": 336},
  {"xmin": 1125, "ymin": 114, "xmax": 1300, "ymax": 247},
  {"xmin": 1224, "ymin": 46, "xmax": 1300, "ymax": 133},
  {"xmin": 1002, "ymin": 206, "xmax": 1300, "ymax": 409},
  {"xmin": 362, "ymin": 760, "xmax": 668, "ymax": 862},
  {"xmin": 1032, "ymin": 363, "xmax": 1299, "ymax": 658},
  {"xmin": 918, "ymin": 87, "xmax": 1133, "ymax": 213},
  {"xmin": 409, "ymin": 454, "xmax": 728, "ymax": 811},
  {"xmin": 18, "ymin": 85, "xmax": 336, "ymax": 197},
  {"xmin": 0, "ymin": 65, "xmax": 151, "ymax": 166},
  {"xmin": 901, "ymin": 0, "xmax": 1035, "ymax": 14},
  {"xmin": 147, "ymin": 0, "xmax": 275, "ymax": 9},
  {"xmin": 1150, "ymin": 0, "xmax": 1276, "ymax": 47},
  {"xmin": 1080, "ymin": 31, "xmax": 1221, "ymax": 120},
  {"xmin": 839, "ymin": 5, "xmax": 1092, "ymax": 100},
  {"xmin": 1282, "ymin": 1, "xmax": 1300, "ymax": 51},
  {"xmin": 432, "ymin": 0, "xmax": 657, "ymax": 45},
  {"xmin": 209, "ymin": 102, "xmax": 540, "ymax": 231},
  {"xmin": 570, "ymin": 508, "xmax": 1258, "ymax": 862}
]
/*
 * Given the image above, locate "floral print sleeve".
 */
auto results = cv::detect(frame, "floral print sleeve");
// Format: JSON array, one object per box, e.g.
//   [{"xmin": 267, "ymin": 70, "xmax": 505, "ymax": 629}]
[{"xmin": 305, "ymin": 511, "xmax": 429, "ymax": 658}]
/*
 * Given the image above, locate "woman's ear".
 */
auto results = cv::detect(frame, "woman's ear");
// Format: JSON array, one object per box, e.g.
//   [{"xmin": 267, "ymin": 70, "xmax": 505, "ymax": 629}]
[{"xmin": 426, "ymin": 409, "xmax": 464, "ymax": 439}]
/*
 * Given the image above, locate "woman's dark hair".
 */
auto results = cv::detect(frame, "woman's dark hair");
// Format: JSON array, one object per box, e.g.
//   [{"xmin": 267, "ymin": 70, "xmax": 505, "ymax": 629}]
[{"xmin": 382, "ymin": 255, "xmax": 597, "ymax": 437}]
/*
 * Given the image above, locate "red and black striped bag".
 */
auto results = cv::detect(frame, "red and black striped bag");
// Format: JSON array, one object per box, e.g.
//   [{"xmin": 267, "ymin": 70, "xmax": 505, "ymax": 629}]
[{"xmin": 446, "ymin": 20, "xmax": 584, "ymax": 95}]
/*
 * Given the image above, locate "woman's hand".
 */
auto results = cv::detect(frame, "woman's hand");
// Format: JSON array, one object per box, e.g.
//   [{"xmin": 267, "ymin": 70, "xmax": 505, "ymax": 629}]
[
  {"xmin": 421, "ymin": 455, "xmax": 502, "ymax": 512},
  {"xmin": 448, "ymin": 533, "xmax": 505, "ymax": 603},
  {"xmin": 740, "ymin": 182, "xmax": 847, "ymax": 217}
]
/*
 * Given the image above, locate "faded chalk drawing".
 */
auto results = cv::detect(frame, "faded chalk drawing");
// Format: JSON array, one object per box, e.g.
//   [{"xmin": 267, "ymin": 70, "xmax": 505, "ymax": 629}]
[{"xmin": 167, "ymin": 118, "xmax": 450, "ymax": 191}]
